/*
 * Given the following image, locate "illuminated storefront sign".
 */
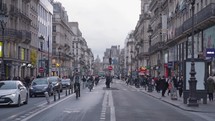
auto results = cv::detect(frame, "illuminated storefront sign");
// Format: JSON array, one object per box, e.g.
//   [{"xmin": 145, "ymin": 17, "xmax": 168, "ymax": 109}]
[{"xmin": 0, "ymin": 42, "xmax": 2, "ymax": 58}]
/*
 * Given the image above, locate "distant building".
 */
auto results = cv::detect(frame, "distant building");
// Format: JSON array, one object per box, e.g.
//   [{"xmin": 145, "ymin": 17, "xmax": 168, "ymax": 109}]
[{"xmin": 103, "ymin": 45, "xmax": 120, "ymax": 76}]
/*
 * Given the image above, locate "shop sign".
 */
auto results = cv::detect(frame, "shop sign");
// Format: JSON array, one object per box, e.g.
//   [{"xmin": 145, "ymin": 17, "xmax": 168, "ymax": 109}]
[
  {"xmin": 206, "ymin": 48, "xmax": 215, "ymax": 57},
  {"xmin": 168, "ymin": 62, "xmax": 173, "ymax": 68}
]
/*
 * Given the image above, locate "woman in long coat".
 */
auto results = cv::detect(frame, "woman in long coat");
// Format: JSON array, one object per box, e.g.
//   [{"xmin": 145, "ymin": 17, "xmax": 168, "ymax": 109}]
[{"xmin": 206, "ymin": 76, "xmax": 215, "ymax": 101}]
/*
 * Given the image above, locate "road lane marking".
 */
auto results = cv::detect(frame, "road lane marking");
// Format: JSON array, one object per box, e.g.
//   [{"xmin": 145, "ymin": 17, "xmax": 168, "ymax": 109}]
[
  {"xmin": 109, "ymin": 91, "xmax": 116, "ymax": 121},
  {"xmin": 21, "ymin": 94, "xmax": 75, "ymax": 121},
  {"xmin": 100, "ymin": 91, "xmax": 108, "ymax": 121}
]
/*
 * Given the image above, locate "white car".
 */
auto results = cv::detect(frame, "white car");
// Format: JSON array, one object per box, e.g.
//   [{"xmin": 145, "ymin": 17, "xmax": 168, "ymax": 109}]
[{"xmin": 0, "ymin": 80, "xmax": 28, "ymax": 106}]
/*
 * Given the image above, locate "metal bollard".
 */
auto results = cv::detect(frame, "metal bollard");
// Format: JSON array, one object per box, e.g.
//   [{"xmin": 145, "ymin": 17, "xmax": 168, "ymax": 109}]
[
  {"xmin": 44, "ymin": 92, "xmax": 50, "ymax": 104},
  {"xmin": 65, "ymin": 87, "xmax": 68, "ymax": 96},
  {"xmin": 68, "ymin": 87, "xmax": 71, "ymax": 95},
  {"xmin": 53, "ymin": 91, "xmax": 56, "ymax": 101},
  {"xmin": 58, "ymin": 91, "xmax": 60, "ymax": 99}
]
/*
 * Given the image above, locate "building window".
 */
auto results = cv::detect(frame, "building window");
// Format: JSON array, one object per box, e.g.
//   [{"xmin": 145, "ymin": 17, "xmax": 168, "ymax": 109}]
[
  {"xmin": 53, "ymin": 26, "xmax": 56, "ymax": 32},
  {"xmin": 40, "ymin": 42, "xmax": 43, "ymax": 51},
  {"xmin": 201, "ymin": 0, "xmax": 203, "ymax": 9}
]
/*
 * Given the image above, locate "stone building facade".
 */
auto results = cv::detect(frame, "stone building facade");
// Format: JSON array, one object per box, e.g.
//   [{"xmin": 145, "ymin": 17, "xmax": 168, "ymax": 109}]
[
  {"xmin": 1, "ymin": 0, "xmax": 32, "ymax": 79},
  {"xmin": 132, "ymin": 0, "xmax": 215, "ymax": 78}
]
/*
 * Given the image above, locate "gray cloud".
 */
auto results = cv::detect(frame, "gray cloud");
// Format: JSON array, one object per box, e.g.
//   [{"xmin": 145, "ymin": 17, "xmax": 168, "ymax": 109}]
[{"xmin": 57, "ymin": 0, "xmax": 140, "ymax": 58}]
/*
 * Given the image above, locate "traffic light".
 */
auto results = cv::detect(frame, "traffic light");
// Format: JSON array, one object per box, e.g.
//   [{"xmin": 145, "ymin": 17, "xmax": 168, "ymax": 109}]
[
  {"xmin": 45, "ymin": 60, "xmax": 49, "ymax": 74},
  {"xmin": 109, "ymin": 58, "xmax": 112, "ymax": 65}
]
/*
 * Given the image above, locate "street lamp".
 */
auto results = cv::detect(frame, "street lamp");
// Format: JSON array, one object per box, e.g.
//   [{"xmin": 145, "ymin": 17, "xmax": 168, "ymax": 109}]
[
  {"xmin": 147, "ymin": 24, "xmax": 153, "ymax": 92},
  {"xmin": 147, "ymin": 24, "xmax": 153, "ymax": 76},
  {"xmin": 0, "ymin": 4, "xmax": 8, "ymax": 80},
  {"xmin": 126, "ymin": 56, "xmax": 128, "ymax": 77},
  {"xmin": 130, "ymin": 50, "xmax": 133, "ymax": 80},
  {"xmin": 58, "ymin": 47, "xmax": 62, "ymax": 77},
  {"xmin": 187, "ymin": 0, "xmax": 198, "ymax": 107},
  {"xmin": 136, "ymin": 43, "xmax": 141, "ymax": 71}
]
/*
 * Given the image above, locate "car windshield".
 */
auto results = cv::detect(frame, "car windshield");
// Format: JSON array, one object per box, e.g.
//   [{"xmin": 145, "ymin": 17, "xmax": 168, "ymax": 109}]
[
  {"xmin": 0, "ymin": 81, "xmax": 17, "ymax": 90},
  {"xmin": 49, "ymin": 77, "xmax": 58, "ymax": 83},
  {"xmin": 62, "ymin": 79, "xmax": 70, "ymax": 83},
  {"xmin": 32, "ymin": 78, "xmax": 48, "ymax": 85}
]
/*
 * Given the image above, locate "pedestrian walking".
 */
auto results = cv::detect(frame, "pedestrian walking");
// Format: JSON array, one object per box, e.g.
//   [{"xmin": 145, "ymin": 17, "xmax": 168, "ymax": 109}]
[
  {"xmin": 161, "ymin": 76, "xmax": 168, "ymax": 97},
  {"xmin": 206, "ymin": 74, "xmax": 215, "ymax": 101},
  {"xmin": 177, "ymin": 75, "xmax": 183, "ymax": 98},
  {"xmin": 167, "ymin": 78, "xmax": 173, "ymax": 96}
]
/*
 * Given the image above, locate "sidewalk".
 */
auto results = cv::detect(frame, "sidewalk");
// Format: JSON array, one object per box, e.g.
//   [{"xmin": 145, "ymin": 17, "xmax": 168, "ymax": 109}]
[{"xmin": 129, "ymin": 84, "xmax": 215, "ymax": 113}]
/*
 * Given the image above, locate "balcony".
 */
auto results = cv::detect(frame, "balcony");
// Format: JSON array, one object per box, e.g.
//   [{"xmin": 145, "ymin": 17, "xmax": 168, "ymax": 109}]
[
  {"xmin": 149, "ymin": 41, "xmax": 165, "ymax": 54},
  {"xmin": 138, "ymin": 52, "xmax": 149, "ymax": 60},
  {"xmin": 0, "ymin": 28, "xmax": 22, "ymax": 41},
  {"xmin": 21, "ymin": 30, "xmax": 31, "ymax": 44},
  {"xmin": 9, "ymin": 5, "xmax": 19, "ymax": 17},
  {"xmin": 18, "ymin": 9, "xmax": 31, "ymax": 22},
  {"xmin": 167, "ymin": 3, "xmax": 215, "ymax": 46}
]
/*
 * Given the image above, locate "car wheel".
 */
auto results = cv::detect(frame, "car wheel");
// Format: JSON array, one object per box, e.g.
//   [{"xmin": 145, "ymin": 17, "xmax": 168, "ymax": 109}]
[
  {"xmin": 23, "ymin": 94, "xmax": 28, "ymax": 104},
  {"xmin": 16, "ymin": 96, "xmax": 21, "ymax": 107}
]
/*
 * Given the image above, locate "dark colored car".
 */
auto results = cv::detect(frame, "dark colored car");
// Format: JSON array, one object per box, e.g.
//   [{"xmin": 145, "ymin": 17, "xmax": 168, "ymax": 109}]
[
  {"xmin": 61, "ymin": 79, "xmax": 71, "ymax": 88},
  {"xmin": 48, "ymin": 76, "xmax": 63, "ymax": 92},
  {"xmin": 29, "ymin": 78, "xmax": 53, "ymax": 97}
]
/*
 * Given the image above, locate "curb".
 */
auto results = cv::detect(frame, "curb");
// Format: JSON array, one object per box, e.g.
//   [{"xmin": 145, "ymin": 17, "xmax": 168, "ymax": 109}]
[{"xmin": 128, "ymin": 84, "xmax": 215, "ymax": 113}]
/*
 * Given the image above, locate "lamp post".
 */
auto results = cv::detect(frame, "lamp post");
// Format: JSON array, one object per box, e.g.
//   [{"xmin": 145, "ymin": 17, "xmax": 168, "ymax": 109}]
[
  {"xmin": 58, "ymin": 47, "xmax": 61, "ymax": 77},
  {"xmin": 0, "ymin": 3, "xmax": 8, "ymax": 80},
  {"xmin": 187, "ymin": 0, "xmax": 198, "ymax": 107},
  {"xmin": 147, "ymin": 24, "xmax": 153, "ymax": 76},
  {"xmin": 130, "ymin": 50, "xmax": 133, "ymax": 80},
  {"xmin": 147, "ymin": 24, "xmax": 153, "ymax": 92},
  {"xmin": 136, "ymin": 44, "xmax": 141, "ymax": 72},
  {"xmin": 126, "ymin": 56, "xmax": 128, "ymax": 77}
]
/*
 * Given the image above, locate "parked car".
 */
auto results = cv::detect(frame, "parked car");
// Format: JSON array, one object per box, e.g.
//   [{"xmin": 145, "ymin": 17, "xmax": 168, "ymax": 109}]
[
  {"xmin": 29, "ymin": 78, "xmax": 53, "ymax": 97},
  {"xmin": 48, "ymin": 76, "xmax": 63, "ymax": 92},
  {"xmin": 61, "ymin": 79, "xmax": 71, "ymax": 88},
  {"xmin": 0, "ymin": 80, "xmax": 28, "ymax": 106}
]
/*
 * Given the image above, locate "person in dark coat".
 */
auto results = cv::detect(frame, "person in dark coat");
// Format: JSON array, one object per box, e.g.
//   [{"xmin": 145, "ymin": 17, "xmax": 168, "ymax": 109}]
[
  {"xmin": 106, "ymin": 75, "xmax": 111, "ymax": 88},
  {"xmin": 161, "ymin": 76, "xmax": 168, "ymax": 97},
  {"xmin": 206, "ymin": 75, "xmax": 215, "ymax": 101},
  {"xmin": 177, "ymin": 75, "xmax": 184, "ymax": 98}
]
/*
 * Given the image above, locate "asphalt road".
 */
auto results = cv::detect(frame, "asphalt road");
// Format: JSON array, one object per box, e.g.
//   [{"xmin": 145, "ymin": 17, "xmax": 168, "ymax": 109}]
[{"xmin": 0, "ymin": 79, "xmax": 214, "ymax": 121}]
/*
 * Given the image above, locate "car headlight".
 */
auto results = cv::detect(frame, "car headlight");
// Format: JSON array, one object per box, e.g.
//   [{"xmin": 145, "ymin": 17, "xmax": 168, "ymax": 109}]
[
  {"xmin": 30, "ymin": 86, "xmax": 34, "ymax": 90},
  {"xmin": 4, "ymin": 93, "xmax": 16, "ymax": 98},
  {"xmin": 43, "ymin": 86, "xmax": 48, "ymax": 90}
]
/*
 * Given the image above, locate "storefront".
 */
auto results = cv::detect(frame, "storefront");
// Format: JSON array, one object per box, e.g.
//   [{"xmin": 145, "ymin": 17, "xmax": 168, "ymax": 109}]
[{"xmin": 203, "ymin": 25, "xmax": 215, "ymax": 76}]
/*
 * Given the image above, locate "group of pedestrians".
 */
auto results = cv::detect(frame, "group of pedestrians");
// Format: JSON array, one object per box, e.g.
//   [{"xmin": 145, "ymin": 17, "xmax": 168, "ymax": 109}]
[
  {"xmin": 126, "ymin": 74, "xmax": 184, "ymax": 98},
  {"xmin": 126, "ymin": 73, "xmax": 215, "ymax": 102},
  {"xmin": 154, "ymin": 75, "xmax": 184, "ymax": 98}
]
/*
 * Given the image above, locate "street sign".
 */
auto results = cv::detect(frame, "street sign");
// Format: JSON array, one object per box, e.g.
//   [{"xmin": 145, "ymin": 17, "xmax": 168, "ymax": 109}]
[
  {"xmin": 39, "ymin": 67, "xmax": 44, "ymax": 73},
  {"xmin": 108, "ymin": 66, "xmax": 113, "ymax": 70},
  {"xmin": 206, "ymin": 48, "xmax": 215, "ymax": 57}
]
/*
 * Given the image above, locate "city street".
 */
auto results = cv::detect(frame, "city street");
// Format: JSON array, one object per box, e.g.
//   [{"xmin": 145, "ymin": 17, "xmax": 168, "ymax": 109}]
[{"xmin": 0, "ymin": 79, "xmax": 215, "ymax": 121}]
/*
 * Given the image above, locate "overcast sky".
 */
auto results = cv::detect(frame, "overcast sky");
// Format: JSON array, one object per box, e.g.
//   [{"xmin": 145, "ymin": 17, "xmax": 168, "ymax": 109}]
[{"xmin": 56, "ymin": 0, "xmax": 140, "ymax": 58}]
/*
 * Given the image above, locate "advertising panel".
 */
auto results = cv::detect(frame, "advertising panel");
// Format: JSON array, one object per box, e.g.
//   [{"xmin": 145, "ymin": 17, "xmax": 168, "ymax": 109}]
[
  {"xmin": 0, "ymin": 42, "xmax": 2, "ymax": 57},
  {"xmin": 203, "ymin": 25, "xmax": 215, "ymax": 56},
  {"xmin": 185, "ymin": 60, "xmax": 206, "ymax": 90}
]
